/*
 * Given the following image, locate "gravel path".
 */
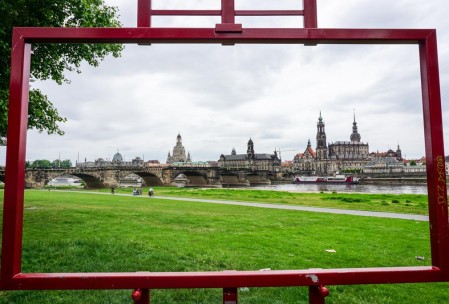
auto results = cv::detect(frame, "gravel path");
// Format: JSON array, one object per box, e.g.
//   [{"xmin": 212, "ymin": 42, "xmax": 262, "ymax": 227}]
[{"xmin": 154, "ymin": 196, "xmax": 429, "ymax": 222}]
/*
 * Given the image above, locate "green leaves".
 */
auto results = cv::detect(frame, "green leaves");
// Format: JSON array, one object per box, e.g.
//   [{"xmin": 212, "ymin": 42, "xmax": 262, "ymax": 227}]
[
  {"xmin": 0, "ymin": 0, "xmax": 124, "ymax": 145},
  {"xmin": 28, "ymin": 89, "xmax": 67, "ymax": 135}
]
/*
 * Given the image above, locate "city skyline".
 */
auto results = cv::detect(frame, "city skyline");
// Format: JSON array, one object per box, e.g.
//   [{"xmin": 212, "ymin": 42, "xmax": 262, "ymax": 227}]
[
  {"xmin": 24, "ymin": 123, "xmax": 417, "ymax": 166},
  {"xmin": 1, "ymin": 0, "xmax": 448, "ymax": 166}
]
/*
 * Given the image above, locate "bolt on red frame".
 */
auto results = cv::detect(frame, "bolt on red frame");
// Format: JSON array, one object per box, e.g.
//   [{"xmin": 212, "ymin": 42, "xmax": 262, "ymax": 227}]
[{"xmin": 1, "ymin": 1, "xmax": 448, "ymax": 303}]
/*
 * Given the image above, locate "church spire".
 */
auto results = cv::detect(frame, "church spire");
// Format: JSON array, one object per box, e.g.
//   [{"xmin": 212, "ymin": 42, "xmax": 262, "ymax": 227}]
[
  {"xmin": 316, "ymin": 112, "xmax": 327, "ymax": 161},
  {"xmin": 316, "ymin": 112, "xmax": 326, "ymax": 148},
  {"xmin": 247, "ymin": 138, "xmax": 255, "ymax": 159},
  {"xmin": 350, "ymin": 110, "xmax": 361, "ymax": 143}
]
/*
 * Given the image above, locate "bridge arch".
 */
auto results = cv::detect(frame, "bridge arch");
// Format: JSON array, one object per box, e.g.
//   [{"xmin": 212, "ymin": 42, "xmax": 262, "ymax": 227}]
[
  {"xmin": 68, "ymin": 173, "xmax": 105, "ymax": 189},
  {"xmin": 132, "ymin": 171, "xmax": 164, "ymax": 186},
  {"xmin": 25, "ymin": 170, "xmax": 106, "ymax": 189},
  {"xmin": 172, "ymin": 170, "xmax": 209, "ymax": 187}
]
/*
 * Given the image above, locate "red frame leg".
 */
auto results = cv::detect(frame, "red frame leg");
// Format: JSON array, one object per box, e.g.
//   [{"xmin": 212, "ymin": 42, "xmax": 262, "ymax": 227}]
[
  {"xmin": 223, "ymin": 287, "xmax": 238, "ymax": 304},
  {"xmin": 132, "ymin": 289, "xmax": 150, "ymax": 304},
  {"xmin": 309, "ymin": 285, "xmax": 329, "ymax": 304}
]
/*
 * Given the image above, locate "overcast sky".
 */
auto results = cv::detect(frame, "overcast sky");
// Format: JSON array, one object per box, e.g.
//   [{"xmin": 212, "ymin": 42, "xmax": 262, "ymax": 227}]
[{"xmin": 2, "ymin": 0, "xmax": 449, "ymax": 165}]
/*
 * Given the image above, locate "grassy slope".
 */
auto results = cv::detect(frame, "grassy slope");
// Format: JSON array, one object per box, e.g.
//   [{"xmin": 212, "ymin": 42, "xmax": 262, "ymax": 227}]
[{"xmin": 0, "ymin": 190, "xmax": 447, "ymax": 303}]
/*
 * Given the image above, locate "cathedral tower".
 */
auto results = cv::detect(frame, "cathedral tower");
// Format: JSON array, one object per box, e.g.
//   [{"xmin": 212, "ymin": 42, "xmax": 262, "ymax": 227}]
[
  {"xmin": 396, "ymin": 144, "xmax": 402, "ymax": 160},
  {"xmin": 316, "ymin": 112, "xmax": 327, "ymax": 160},
  {"xmin": 247, "ymin": 138, "xmax": 255, "ymax": 160},
  {"xmin": 350, "ymin": 111, "xmax": 361, "ymax": 143}
]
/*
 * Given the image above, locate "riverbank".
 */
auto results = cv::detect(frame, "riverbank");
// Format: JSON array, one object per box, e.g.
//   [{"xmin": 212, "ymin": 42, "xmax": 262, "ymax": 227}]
[{"xmin": 360, "ymin": 177, "xmax": 427, "ymax": 184}]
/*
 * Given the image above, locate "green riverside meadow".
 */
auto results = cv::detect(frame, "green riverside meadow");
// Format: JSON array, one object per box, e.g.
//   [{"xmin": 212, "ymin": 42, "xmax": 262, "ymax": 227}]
[{"xmin": 0, "ymin": 188, "xmax": 448, "ymax": 303}]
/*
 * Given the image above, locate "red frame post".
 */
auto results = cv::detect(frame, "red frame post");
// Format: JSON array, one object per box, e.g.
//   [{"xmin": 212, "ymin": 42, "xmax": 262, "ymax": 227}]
[
  {"xmin": 308, "ymin": 285, "xmax": 329, "ymax": 304},
  {"xmin": 221, "ymin": 0, "xmax": 235, "ymax": 24},
  {"xmin": 419, "ymin": 30, "xmax": 449, "ymax": 272},
  {"xmin": 303, "ymin": 0, "xmax": 318, "ymax": 28},
  {"xmin": 137, "ymin": 0, "xmax": 151, "ymax": 27},
  {"xmin": 223, "ymin": 287, "xmax": 238, "ymax": 304},
  {"xmin": 132, "ymin": 289, "xmax": 150, "ymax": 304},
  {"xmin": 0, "ymin": 29, "xmax": 31, "ymax": 287}
]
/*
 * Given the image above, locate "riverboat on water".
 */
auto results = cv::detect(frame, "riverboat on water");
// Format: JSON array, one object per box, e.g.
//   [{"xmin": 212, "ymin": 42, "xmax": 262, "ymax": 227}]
[{"xmin": 292, "ymin": 175, "xmax": 359, "ymax": 184}]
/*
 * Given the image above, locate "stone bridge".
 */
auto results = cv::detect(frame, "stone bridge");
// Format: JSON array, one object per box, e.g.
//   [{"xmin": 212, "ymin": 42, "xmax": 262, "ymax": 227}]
[{"xmin": 0, "ymin": 166, "xmax": 290, "ymax": 189}]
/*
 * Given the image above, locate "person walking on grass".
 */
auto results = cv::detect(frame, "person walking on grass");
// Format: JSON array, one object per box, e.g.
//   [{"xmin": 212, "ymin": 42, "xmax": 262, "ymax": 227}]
[{"xmin": 149, "ymin": 187, "xmax": 154, "ymax": 198}]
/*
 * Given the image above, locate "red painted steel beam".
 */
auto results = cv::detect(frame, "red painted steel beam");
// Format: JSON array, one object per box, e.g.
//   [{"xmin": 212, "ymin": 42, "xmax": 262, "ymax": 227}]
[
  {"xmin": 221, "ymin": 0, "xmax": 235, "ymax": 24},
  {"xmin": 137, "ymin": 0, "xmax": 151, "ymax": 27},
  {"xmin": 303, "ymin": 0, "xmax": 318, "ymax": 28},
  {"xmin": 419, "ymin": 31, "xmax": 449, "ymax": 273},
  {"xmin": 151, "ymin": 10, "xmax": 220, "ymax": 16},
  {"xmin": 150, "ymin": 10, "xmax": 305, "ymax": 16},
  {"xmin": 6, "ymin": 267, "xmax": 444, "ymax": 290},
  {"xmin": 10, "ymin": 27, "xmax": 434, "ymax": 44},
  {"xmin": 0, "ymin": 29, "xmax": 31, "ymax": 288},
  {"xmin": 236, "ymin": 10, "xmax": 304, "ymax": 16}
]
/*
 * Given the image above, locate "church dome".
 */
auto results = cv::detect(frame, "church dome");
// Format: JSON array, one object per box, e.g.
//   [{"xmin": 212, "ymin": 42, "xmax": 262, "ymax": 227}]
[{"xmin": 112, "ymin": 152, "xmax": 123, "ymax": 162}]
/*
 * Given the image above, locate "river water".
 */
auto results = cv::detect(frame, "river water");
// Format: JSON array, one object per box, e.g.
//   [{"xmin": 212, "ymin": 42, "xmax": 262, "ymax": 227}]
[{"xmin": 250, "ymin": 183, "xmax": 429, "ymax": 195}]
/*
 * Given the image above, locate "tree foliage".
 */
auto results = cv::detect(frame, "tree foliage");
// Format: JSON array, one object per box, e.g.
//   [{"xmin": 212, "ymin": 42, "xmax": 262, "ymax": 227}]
[
  {"xmin": 28, "ymin": 159, "xmax": 52, "ymax": 169},
  {"xmin": 0, "ymin": 0, "xmax": 124, "ymax": 145},
  {"xmin": 26, "ymin": 158, "xmax": 72, "ymax": 168},
  {"xmin": 52, "ymin": 159, "xmax": 72, "ymax": 168}
]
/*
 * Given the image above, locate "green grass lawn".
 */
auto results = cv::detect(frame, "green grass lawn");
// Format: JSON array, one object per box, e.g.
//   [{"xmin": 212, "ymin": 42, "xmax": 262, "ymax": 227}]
[{"xmin": 0, "ymin": 189, "xmax": 448, "ymax": 303}]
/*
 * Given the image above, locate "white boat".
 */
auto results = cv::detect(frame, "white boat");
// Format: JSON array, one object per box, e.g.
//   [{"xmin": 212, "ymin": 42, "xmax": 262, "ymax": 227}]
[
  {"xmin": 292, "ymin": 175, "xmax": 359, "ymax": 184},
  {"xmin": 48, "ymin": 177, "xmax": 82, "ymax": 186}
]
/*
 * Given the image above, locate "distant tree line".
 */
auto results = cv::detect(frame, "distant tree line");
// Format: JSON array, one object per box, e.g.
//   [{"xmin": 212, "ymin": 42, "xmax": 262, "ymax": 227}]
[{"xmin": 26, "ymin": 159, "xmax": 72, "ymax": 169}]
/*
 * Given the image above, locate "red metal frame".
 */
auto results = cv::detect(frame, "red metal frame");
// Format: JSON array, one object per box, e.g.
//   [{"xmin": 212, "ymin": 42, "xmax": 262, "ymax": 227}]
[
  {"xmin": 1, "ymin": 0, "xmax": 448, "ymax": 302},
  {"xmin": 137, "ymin": 0, "xmax": 318, "ymax": 29}
]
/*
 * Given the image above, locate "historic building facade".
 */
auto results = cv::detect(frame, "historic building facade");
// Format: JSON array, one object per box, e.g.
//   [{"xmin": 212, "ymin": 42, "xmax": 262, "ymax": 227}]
[
  {"xmin": 293, "ymin": 112, "xmax": 370, "ymax": 175},
  {"xmin": 218, "ymin": 138, "xmax": 281, "ymax": 171},
  {"xmin": 76, "ymin": 150, "xmax": 144, "ymax": 168},
  {"xmin": 166, "ymin": 133, "xmax": 191, "ymax": 164}
]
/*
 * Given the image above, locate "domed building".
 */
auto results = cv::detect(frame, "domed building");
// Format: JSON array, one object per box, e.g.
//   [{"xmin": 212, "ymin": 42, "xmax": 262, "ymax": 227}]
[
  {"xmin": 76, "ymin": 149, "xmax": 144, "ymax": 168},
  {"xmin": 112, "ymin": 150, "xmax": 123, "ymax": 163},
  {"xmin": 167, "ymin": 134, "xmax": 192, "ymax": 164}
]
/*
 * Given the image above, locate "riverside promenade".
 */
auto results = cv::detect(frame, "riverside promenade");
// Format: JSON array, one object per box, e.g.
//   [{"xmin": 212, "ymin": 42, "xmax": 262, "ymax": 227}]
[{"xmin": 154, "ymin": 196, "xmax": 429, "ymax": 222}]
